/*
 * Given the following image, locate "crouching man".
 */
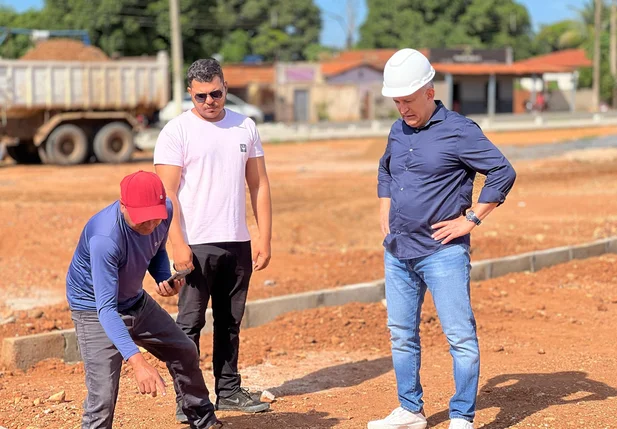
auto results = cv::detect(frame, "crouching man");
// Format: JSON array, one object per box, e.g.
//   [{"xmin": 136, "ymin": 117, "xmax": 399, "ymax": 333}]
[{"xmin": 66, "ymin": 170, "xmax": 222, "ymax": 429}]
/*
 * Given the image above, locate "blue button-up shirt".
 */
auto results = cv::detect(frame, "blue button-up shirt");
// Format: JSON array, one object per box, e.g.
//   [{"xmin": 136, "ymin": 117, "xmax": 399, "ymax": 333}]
[{"xmin": 378, "ymin": 101, "xmax": 516, "ymax": 259}]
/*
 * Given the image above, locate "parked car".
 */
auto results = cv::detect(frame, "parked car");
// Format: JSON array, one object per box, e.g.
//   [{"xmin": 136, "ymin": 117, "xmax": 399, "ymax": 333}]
[{"xmin": 157, "ymin": 93, "xmax": 264, "ymax": 124}]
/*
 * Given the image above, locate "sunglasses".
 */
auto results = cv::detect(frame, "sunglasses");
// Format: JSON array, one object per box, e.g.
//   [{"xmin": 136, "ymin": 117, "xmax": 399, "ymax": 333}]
[{"xmin": 193, "ymin": 90, "xmax": 224, "ymax": 103}]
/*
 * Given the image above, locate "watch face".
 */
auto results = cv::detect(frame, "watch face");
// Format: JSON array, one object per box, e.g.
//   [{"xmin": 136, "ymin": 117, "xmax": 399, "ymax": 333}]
[{"xmin": 466, "ymin": 211, "xmax": 480, "ymax": 225}]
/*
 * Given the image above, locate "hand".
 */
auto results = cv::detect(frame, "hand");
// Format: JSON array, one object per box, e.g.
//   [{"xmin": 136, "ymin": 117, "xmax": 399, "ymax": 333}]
[
  {"xmin": 172, "ymin": 243, "xmax": 194, "ymax": 272},
  {"xmin": 380, "ymin": 198, "xmax": 391, "ymax": 237},
  {"xmin": 431, "ymin": 216, "xmax": 475, "ymax": 244},
  {"xmin": 252, "ymin": 239, "xmax": 271, "ymax": 271},
  {"xmin": 128, "ymin": 353, "xmax": 167, "ymax": 397},
  {"xmin": 380, "ymin": 208, "xmax": 391, "ymax": 237},
  {"xmin": 155, "ymin": 277, "xmax": 184, "ymax": 297}
]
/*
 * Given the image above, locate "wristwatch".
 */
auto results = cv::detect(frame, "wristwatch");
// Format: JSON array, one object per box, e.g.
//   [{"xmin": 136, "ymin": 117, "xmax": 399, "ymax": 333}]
[{"xmin": 465, "ymin": 210, "xmax": 482, "ymax": 226}]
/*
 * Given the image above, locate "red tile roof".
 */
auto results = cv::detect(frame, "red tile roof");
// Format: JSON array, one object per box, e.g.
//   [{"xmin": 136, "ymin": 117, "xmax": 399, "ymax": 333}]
[
  {"xmin": 321, "ymin": 60, "xmax": 380, "ymax": 76},
  {"xmin": 515, "ymin": 49, "xmax": 591, "ymax": 69},
  {"xmin": 221, "ymin": 48, "xmax": 589, "ymax": 87},
  {"xmin": 433, "ymin": 62, "xmax": 573, "ymax": 76},
  {"xmin": 332, "ymin": 49, "xmax": 401, "ymax": 63},
  {"xmin": 321, "ymin": 49, "xmax": 429, "ymax": 77},
  {"xmin": 322, "ymin": 59, "xmax": 572, "ymax": 77},
  {"xmin": 222, "ymin": 64, "xmax": 275, "ymax": 87}
]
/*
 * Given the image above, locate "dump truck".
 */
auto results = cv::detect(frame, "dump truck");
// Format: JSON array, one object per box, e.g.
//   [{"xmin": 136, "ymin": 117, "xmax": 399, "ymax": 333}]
[{"xmin": 0, "ymin": 51, "xmax": 169, "ymax": 165}]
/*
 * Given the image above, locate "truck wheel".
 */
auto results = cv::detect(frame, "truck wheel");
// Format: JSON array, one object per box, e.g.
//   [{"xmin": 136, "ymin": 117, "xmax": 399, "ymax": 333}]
[
  {"xmin": 6, "ymin": 142, "xmax": 42, "ymax": 164},
  {"xmin": 93, "ymin": 122, "xmax": 135, "ymax": 163},
  {"xmin": 37, "ymin": 144, "xmax": 52, "ymax": 164},
  {"xmin": 46, "ymin": 124, "xmax": 89, "ymax": 165}
]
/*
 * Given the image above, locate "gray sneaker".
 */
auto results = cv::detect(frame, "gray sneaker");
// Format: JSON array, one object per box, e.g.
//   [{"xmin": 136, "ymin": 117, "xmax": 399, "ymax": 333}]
[
  {"xmin": 215, "ymin": 388, "xmax": 270, "ymax": 413},
  {"xmin": 176, "ymin": 400, "xmax": 189, "ymax": 424}
]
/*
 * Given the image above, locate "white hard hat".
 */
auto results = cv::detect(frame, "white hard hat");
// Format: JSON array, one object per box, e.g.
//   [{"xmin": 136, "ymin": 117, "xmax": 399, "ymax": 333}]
[{"xmin": 382, "ymin": 48, "xmax": 436, "ymax": 98}]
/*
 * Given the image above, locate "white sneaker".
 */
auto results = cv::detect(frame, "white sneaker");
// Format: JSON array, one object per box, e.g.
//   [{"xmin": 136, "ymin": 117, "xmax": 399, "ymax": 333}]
[
  {"xmin": 367, "ymin": 407, "xmax": 427, "ymax": 429},
  {"xmin": 448, "ymin": 418, "xmax": 474, "ymax": 429}
]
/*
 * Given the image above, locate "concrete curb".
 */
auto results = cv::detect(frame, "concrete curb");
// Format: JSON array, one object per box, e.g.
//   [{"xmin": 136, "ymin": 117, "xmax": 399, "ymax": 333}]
[{"xmin": 2, "ymin": 237, "xmax": 616, "ymax": 370}]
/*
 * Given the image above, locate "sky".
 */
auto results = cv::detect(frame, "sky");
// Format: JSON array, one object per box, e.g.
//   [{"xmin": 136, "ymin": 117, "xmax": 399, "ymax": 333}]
[{"xmin": 2, "ymin": 0, "xmax": 592, "ymax": 48}]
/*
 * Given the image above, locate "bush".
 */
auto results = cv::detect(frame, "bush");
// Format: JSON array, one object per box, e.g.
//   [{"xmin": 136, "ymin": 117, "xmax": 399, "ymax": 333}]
[{"xmin": 317, "ymin": 102, "xmax": 329, "ymax": 122}]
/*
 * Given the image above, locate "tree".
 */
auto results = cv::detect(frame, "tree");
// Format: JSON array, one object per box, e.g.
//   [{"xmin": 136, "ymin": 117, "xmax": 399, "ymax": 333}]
[
  {"xmin": 0, "ymin": 6, "xmax": 51, "ymax": 58},
  {"xmin": 533, "ymin": 20, "xmax": 585, "ymax": 54},
  {"xmin": 358, "ymin": 0, "xmax": 534, "ymax": 59},
  {"xmin": 592, "ymin": 0, "xmax": 603, "ymax": 110},
  {"xmin": 552, "ymin": 0, "xmax": 616, "ymax": 104},
  {"xmin": 1, "ymin": 0, "xmax": 322, "ymax": 63}
]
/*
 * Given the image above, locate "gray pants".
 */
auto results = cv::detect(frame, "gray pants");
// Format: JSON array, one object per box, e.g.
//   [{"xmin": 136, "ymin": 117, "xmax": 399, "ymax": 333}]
[{"xmin": 72, "ymin": 292, "xmax": 216, "ymax": 429}]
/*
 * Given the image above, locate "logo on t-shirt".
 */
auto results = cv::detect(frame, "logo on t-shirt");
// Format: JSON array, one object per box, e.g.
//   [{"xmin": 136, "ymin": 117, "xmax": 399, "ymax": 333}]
[{"xmin": 240, "ymin": 144, "xmax": 247, "ymax": 153}]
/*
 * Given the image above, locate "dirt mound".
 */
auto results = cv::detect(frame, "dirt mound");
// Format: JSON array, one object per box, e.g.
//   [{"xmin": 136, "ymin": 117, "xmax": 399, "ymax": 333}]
[{"xmin": 20, "ymin": 38, "xmax": 109, "ymax": 62}]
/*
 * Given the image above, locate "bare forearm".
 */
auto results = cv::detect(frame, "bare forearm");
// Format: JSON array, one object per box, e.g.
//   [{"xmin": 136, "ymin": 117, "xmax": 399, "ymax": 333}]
[
  {"xmin": 250, "ymin": 183, "xmax": 272, "ymax": 242},
  {"xmin": 470, "ymin": 202, "xmax": 498, "ymax": 221},
  {"xmin": 380, "ymin": 197, "xmax": 391, "ymax": 213},
  {"xmin": 166, "ymin": 193, "xmax": 187, "ymax": 247}
]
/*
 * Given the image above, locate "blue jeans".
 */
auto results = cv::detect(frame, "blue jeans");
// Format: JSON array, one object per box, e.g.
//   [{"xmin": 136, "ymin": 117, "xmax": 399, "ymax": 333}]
[{"xmin": 384, "ymin": 244, "xmax": 479, "ymax": 422}]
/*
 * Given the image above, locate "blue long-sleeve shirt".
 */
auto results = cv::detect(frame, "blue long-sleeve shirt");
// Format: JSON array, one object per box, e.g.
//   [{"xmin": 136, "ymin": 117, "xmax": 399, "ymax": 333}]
[
  {"xmin": 66, "ymin": 199, "xmax": 173, "ymax": 360},
  {"xmin": 378, "ymin": 101, "xmax": 516, "ymax": 259}
]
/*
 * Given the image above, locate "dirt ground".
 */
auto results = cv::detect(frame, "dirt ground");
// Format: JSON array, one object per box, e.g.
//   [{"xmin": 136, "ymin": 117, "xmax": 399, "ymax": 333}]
[
  {"xmin": 1, "ymin": 126, "xmax": 617, "ymax": 338},
  {"xmin": 0, "ymin": 254, "xmax": 615, "ymax": 428}
]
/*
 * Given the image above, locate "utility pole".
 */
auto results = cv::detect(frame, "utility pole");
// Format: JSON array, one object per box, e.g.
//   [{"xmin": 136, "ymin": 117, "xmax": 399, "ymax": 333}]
[
  {"xmin": 345, "ymin": 0, "xmax": 356, "ymax": 50},
  {"xmin": 169, "ymin": 0, "xmax": 184, "ymax": 116},
  {"xmin": 611, "ymin": 0, "xmax": 617, "ymax": 107},
  {"xmin": 592, "ymin": 0, "xmax": 603, "ymax": 112},
  {"xmin": 324, "ymin": 0, "xmax": 357, "ymax": 50}
]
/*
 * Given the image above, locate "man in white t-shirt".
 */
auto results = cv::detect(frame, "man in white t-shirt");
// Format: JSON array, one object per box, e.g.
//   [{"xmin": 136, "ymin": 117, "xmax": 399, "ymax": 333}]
[{"xmin": 154, "ymin": 58, "xmax": 273, "ymax": 421}]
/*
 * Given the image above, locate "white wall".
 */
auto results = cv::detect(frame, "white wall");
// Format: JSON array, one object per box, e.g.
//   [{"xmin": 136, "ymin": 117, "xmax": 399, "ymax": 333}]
[{"xmin": 520, "ymin": 72, "xmax": 577, "ymax": 91}]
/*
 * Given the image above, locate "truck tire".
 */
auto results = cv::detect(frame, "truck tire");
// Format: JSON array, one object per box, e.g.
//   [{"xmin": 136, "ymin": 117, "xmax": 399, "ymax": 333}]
[
  {"xmin": 37, "ymin": 144, "xmax": 52, "ymax": 164},
  {"xmin": 45, "ymin": 124, "xmax": 89, "ymax": 165},
  {"xmin": 6, "ymin": 142, "xmax": 42, "ymax": 164},
  {"xmin": 93, "ymin": 122, "xmax": 135, "ymax": 164}
]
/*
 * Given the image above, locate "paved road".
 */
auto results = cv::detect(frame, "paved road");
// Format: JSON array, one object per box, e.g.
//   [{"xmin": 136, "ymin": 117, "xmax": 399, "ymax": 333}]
[
  {"xmin": 135, "ymin": 127, "xmax": 617, "ymax": 163},
  {"xmin": 137, "ymin": 111, "xmax": 617, "ymax": 149},
  {"xmin": 499, "ymin": 134, "xmax": 617, "ymax": 161}
]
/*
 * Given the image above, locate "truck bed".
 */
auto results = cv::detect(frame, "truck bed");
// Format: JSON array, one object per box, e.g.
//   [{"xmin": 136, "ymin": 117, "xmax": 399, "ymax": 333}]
[{"xmin": 0, "ymin": 51, "xmax": 169, "ymax": 117}]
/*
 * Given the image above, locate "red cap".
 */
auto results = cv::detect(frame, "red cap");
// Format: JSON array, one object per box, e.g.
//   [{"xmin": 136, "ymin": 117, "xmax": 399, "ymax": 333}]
[{"xmin": 120, "ymin": 171, "xmax": 168, "ymax": 224}]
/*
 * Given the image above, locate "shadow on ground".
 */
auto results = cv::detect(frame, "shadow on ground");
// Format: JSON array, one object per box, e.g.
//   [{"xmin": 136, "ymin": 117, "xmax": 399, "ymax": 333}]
[
  {"xmin": 269, "ymin": 356, "xmax": 392, "ymax": 397},
  {"xmin": 182, "ymin": 411, "xmax": 340, "ymax": 429},
  {"xmin": 428, "ymin": 371, "xmax": 617, "ymax": 428}
]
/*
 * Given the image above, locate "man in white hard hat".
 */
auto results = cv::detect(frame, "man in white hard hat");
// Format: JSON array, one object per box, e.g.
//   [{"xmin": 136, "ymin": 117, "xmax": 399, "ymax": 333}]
[{"xmin": 369, "ymin": 49, "xmax": 516, "ymax": 429}]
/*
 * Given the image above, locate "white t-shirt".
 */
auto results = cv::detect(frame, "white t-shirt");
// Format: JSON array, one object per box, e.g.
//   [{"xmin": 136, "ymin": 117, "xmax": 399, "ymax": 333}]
[{"xmin": 153, "ymin": 108, "xmax": 264, "ymax": 245}]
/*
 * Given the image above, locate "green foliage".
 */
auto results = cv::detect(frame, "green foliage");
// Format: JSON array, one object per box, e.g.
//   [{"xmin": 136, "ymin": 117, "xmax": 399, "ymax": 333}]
[
  {"xmin": 220, "ymin": 29, "xmax": 250, "ymax": 63},
  {"xmin": 316, "ymin": 101, "xmax": 329, "ymax": 121},
  {"xmin": 0, "ymin": 0, "xmax": 322, "ymax": 62},
  {"xmin": 562, "ymin": 1, "xmax": 617, "ymax": 104},
  {"xmin": 533, "ymin": 20, "xmax": 585, "ymax": 54},
  {"xmin": 0, "ymin": 6, "xmax": 50, "ymax": 58},
  {"xmin": 358, "ymin": 0, "xmax": 534, "ymax": 59},
  {"xmin": 302, "ymin": 43, "xmax": 334, "ymax": 61},
  {"xmin": 578, "ymin": 30, "xmax": 615, "ymax": 102}
]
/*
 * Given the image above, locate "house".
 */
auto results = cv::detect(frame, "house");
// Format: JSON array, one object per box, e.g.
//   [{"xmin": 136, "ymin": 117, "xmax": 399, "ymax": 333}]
[
  {"xmin": 220, "ymin": 48, "xmax": 589, "ymax": 123},
  {"xmin": 322, "ymin": 48, "xmax": 580, "ymax": 117},
  {"xmin": 516, "ymin": 49, "xmax": 592, "ymax": 112},
  {"xmin": 222, "ymin": 64, "xmax": 276, "ymax": 121}
]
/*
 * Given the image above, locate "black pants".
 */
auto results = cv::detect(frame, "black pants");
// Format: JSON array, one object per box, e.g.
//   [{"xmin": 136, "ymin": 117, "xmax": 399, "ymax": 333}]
[{"xmin": 174, "ymin": 241, "xmax": 252, "ymax": 400}]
